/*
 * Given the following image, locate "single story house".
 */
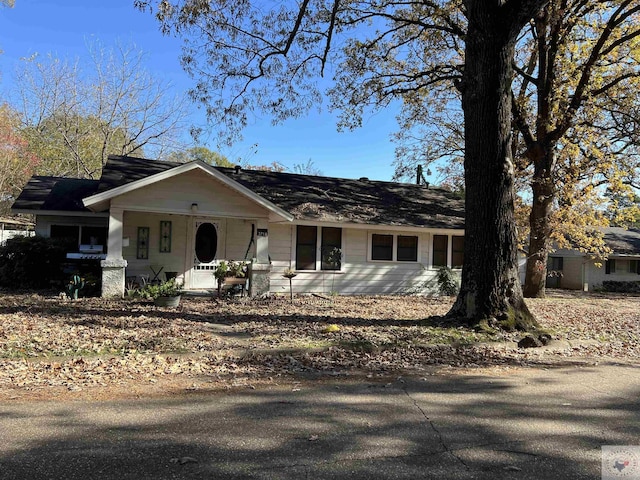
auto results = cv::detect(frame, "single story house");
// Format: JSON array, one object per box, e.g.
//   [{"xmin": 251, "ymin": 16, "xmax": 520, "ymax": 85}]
[
  {"xmin": 546, "ymin": 227, "xmax": 640, "ymax": 291},
  {"xmin": 12, "ymin": 155, "xmax": 466, "ymax": 297}
]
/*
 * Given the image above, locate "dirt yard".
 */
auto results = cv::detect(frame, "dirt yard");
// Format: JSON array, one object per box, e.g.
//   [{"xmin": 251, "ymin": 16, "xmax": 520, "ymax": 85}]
[{"xmin": 0, "ymin": 291, "xmax": 638, "ymax": 400}]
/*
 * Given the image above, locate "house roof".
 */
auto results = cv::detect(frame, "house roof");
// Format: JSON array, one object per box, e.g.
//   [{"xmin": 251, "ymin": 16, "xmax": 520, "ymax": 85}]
[
  {"xmin": 604, "ymin": 227, "xmax": 640, "ymax": 255},
  {"xmin": 13, "ymin": 155, "xmax": 466, "ymax": 230},
  {"xmin": 12, "ymin": 176, "xmax": 100, "ymax": 213},
  {"xmin": 221, "ymin": 166, "xmax": 465, "ymax": 229}
]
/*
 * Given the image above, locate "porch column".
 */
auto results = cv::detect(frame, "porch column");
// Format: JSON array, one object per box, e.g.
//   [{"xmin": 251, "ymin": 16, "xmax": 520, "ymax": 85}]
[
  {"xmin": 250, "ymin": 219, "xmax": 271, "ymax": 296},
  {"xmin": 101, "ymin": 207, "xmax": 127, "ymax": 297}
]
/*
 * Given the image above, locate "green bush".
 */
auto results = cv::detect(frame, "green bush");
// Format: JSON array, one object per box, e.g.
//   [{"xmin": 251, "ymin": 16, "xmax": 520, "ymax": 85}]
[
  {"xmin": 436, "ymin": 266, "xmax": 460, "ymax": 296},
  {"xmin": 137, "ymin": 278, "xmax": 184, "ymax": 300},
  {"xmin": 602, "ymin": 280, "xmax": 640, "ymax": 293},
  {"xmin": 0, "ymin": 235, "xmax": 76, "ymax": 289}
]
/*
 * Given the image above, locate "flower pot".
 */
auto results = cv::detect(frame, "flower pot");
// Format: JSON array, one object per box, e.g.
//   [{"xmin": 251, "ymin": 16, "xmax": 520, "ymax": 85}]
[{"xmin": 154, "ymin": 295, "xmax": 181, "ymax": 307}]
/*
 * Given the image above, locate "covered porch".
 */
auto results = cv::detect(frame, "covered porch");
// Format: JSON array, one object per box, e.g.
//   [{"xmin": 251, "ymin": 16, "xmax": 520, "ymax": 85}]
[{"xmin": 114, "ymin": 211, "xmax": 270, "ymax": 294}]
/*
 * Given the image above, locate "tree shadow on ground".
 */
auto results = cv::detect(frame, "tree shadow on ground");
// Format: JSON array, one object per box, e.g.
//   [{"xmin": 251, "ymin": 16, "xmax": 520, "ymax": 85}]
[{"xmin": 0, "ymin": 365, "xmax": 638, "ymax": 479}]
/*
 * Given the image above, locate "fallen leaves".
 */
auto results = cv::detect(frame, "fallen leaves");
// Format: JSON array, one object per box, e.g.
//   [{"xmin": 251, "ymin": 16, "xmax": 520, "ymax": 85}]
[{"xmin": 0, "ymin": 292, "xmax": 637, "ymax": 396}]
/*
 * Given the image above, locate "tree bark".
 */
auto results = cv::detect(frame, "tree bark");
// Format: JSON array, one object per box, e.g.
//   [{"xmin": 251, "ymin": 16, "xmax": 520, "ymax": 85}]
[
  {"xmin": 523, "ymin": 145, "xmax": 555, "ymax": 298},
  {"xmin": 448, "ymin": 1, "xmax": 540, "ymax": 332}
]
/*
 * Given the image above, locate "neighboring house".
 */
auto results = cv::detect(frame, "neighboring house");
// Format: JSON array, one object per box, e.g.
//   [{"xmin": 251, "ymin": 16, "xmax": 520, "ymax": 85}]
[
  {"xmin": 12, "ymin": 155, "xmax": 465, "ymax": 297},
  {"xmin": 0, "ymin": 216, "xmax": 34, "ymax": 245},
  {"xmin": 545, "ymin": 227, "xmax": 640, "ymax": 291}
]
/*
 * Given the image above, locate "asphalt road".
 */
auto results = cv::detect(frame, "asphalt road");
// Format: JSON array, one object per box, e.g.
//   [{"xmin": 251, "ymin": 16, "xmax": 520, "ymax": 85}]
[{"xmin": 0, "ymin": 363, "xmax": 638, "ymax": 479}]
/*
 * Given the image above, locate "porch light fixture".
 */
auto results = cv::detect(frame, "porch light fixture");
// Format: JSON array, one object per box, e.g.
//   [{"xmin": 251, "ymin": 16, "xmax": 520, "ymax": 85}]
[{"xmin": 191, "ymin": 203, "xmax": 198, "ymax": 213}]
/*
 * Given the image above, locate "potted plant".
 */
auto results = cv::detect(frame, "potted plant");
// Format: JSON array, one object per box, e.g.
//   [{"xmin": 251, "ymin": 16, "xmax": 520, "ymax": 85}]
[
  {"xmin": 214, "ymin": 260, "xmax": 249, "ymax": 297},
  {"xmin": 139, "ymin": 278, "xmax": 184, "ymax": 307}
]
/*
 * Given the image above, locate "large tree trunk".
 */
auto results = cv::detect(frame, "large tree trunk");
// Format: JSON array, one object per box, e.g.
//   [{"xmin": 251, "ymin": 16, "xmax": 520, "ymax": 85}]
[
  {"xmin": 523, "ymin": 147, "xmax": 555, "ymax": 298},
  {"xmin": 448, "ymin": 2, "xmax": 540, "ymax": 332}
]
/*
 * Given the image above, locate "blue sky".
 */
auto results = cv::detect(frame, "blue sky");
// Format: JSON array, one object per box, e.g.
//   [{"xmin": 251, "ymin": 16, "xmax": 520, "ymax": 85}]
[{"xmin": 0, "ymin": 0, "xmax": 402, "ymax": 181}]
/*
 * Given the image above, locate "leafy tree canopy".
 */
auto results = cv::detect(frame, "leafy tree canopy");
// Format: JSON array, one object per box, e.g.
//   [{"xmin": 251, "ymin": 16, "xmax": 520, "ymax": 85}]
[
  {"xmin": 0, "ymin": 103, "xmax": 38, "ymax": 215},
  {"xmin": 166, "ymin": 146, "xmax": 235, "ymax": 167}
]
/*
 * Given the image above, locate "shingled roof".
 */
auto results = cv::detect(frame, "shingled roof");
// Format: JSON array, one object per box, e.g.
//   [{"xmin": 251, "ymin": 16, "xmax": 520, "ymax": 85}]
[
  {"xmin": 12, "ymin": 176, "xmax": 99, "ymax": 213},
  {"xmin": 14, "ymin": 155, "xmax": 466, "ymax": 229},
  {"xmin": 604, "ymin": 227, "xmax": 640, "ymax": 255}
]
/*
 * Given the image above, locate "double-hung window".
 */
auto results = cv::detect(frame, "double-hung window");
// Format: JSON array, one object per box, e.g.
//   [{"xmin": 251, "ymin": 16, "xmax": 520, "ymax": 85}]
[
  {"xmin": 370, "ymin": 233, "xmax": 419, "ymax": 262},
  {"xmin": 605, "ymin": 259, "xmax": 616, "ymax": 274},
  {"xmin": 295, "ymin": 226, "xmax": 342, "ymax": 271},
  {"xmin": 432, "ymin": 235, "xmax": 448, "ymax": 267},
  {"xmin": 397, "ymin": 235, "xmax": 418, "ymax": 262},
  {"xmin": 321, "ymin": 227, "xmax": 342, "ymax": 270},
  {"xmin": 432, "ymin": 234, "xmax": 464, "ymax": 268}
]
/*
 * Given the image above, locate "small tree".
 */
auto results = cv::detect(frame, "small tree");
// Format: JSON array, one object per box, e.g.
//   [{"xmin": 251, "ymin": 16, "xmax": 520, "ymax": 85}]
[
  {"xmin": 436, "ymin": 267, "xmax": 460, "ymax": 297},
  {"xmin": 323, "ymin": 247, "xmax": 342, "ymax": 295}
]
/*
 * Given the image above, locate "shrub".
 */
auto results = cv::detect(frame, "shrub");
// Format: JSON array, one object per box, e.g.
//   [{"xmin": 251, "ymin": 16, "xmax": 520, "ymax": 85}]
[
  {"xmin": 0, "ymin": 235, "xmax": 75, "ymax": 289},
  {"xmin": 137, "ymin": 278, "xmax": 184, "ymax": 300},
  {"xmin": 436, "ymin": 266, "xmax": 460, "ymax": 296},
  {"xmin": 602, "ymin": 281, "xmax": 640, "ymax": 293}
]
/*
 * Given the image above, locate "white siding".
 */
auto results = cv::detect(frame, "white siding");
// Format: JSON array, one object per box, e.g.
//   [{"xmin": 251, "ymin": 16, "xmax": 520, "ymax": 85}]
[
  {"xmin": 268, "ymin": 225, "xmax": 456, "ymax": 295},
  {"xmin": 112, "ymin": 169, "xmax": 270, "ymax": 219},
  {"xmin": 559, "ymin": 256, "xmax": 584, "ymax": 290},
  {"xmin": 123, "ymin": 212, "xmax": 188, "ymax": 281},
  {"xmin": 588, "ymin": 256, "xmax": 640, "ymax": 288},
  {"xmin": 225, "ymin": 219, "xmax": 256, "ymax": 260}
]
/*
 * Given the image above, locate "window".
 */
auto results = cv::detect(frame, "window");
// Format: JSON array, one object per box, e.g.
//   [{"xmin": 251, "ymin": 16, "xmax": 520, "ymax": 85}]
[
  {"xmin": 195, "ymin": 222, "xmax": 217, "ymax": 263},
  {"xmin": 296, "ymin": 226, "xmax": 318, "ymax": 270},
  {"xmin": 630, "ymin": 260, "xmax": 640, "ymax": 274},
  {"xmin": 80, "ymin": 226, "xmax": 107, "ymax": 247},
  {"xmin": 50, "ymin": 225, "xmax": 80, "ymax": 243},
  {"xmin": 432, "ymin": 235, "xmax": 448, "ymax": 267},
  {"xmin": 295, "ymin": 226, "xmax": 343, "ymax": 270},
  {"xmin": 548, "ymin": 257, "xmax": 564, "ymax": 271},
  {"xmin": 369, "ymin": 233, "xmax": 420, "ymax": 262},
  {"xmin": 137, "ymin": 227, "xmax": 150, "ymax": 260},
  {"xmin": 605, "ymin": 259, "xmax": 616, "ymax": 274},
  {"xmin": 371, "ymin": 234, "xmax": 393, "ymax": 261},
  {"xmin": 321, "ymin": 227, "xmax": 342, "ymax": 270},
  {"xmin": 397, "ymin": 235, "xmax": 418, "ymax": 262},
  {"xmin": 452, "ymin": 236, "xmax": 464, "ymax": 268},
  {"xmin": 159, "ymin": 221, "xmax": 172, "ymax": 253},
  {"xmin": 50, "ymin": 225, "xmax": 108, "ymax": 251}
]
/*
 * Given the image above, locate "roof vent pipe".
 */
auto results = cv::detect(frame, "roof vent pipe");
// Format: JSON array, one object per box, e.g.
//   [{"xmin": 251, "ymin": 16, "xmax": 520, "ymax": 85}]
[{"xmin": 234, "ymin": 165, "xmax": 242, "ymax": 173}]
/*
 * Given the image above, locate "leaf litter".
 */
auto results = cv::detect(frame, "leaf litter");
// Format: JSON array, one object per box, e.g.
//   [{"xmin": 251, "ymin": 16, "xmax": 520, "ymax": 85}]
[{"xmin": 0, "ymin": 292, "xmax": 637, "ymax": 397}]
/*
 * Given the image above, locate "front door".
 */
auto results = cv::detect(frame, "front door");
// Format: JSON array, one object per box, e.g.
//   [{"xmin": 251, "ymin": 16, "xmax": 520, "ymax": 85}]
[{"xmin": 190, "ymin": 220, "xmax": 223, "ymax": 289}]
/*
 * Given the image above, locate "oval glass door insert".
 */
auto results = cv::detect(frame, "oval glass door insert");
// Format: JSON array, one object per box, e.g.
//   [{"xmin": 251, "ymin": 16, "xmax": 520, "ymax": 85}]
[{"xmin": 195, "ymin": 222, "xmax": 218, "ymax": 263}]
